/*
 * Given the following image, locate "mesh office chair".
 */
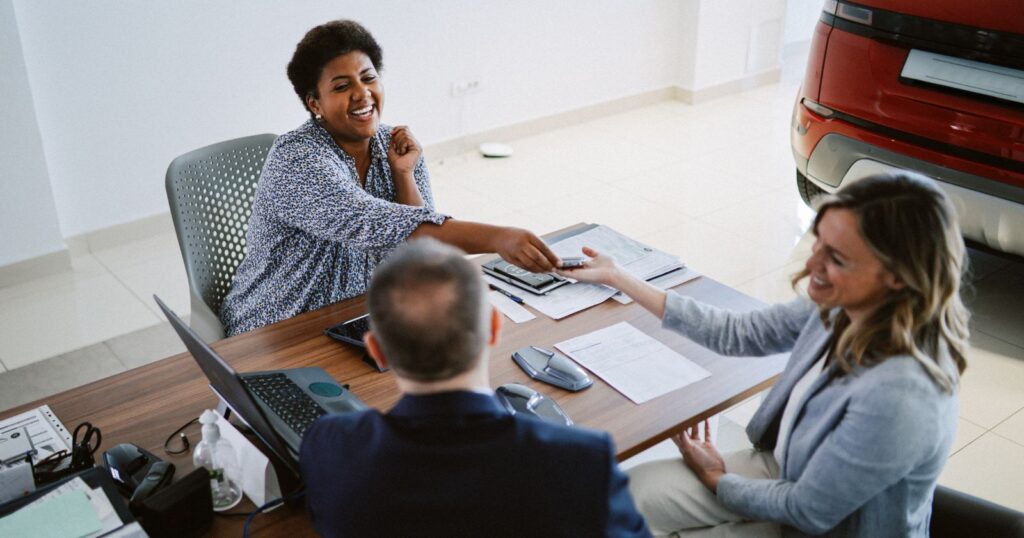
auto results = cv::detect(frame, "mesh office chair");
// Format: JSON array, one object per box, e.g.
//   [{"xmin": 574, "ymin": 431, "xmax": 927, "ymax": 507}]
[{"xmin": 165, "ymin": 133, "xmax": 277, "ymax": 342}]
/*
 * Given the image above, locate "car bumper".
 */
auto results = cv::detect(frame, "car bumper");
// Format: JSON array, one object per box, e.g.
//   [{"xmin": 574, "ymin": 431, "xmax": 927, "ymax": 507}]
[{"xmin": 801, "ymin": 133, "xmax": 1024, "ymax": 257}]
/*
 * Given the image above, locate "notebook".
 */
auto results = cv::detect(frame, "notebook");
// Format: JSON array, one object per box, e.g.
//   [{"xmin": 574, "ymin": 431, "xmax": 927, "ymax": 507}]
[{"xmin": 154, "ymin": 296, "xmax": 367, "ymax": 472}]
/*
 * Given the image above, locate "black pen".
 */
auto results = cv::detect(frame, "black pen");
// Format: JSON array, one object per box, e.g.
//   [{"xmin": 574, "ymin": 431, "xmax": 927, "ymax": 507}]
[{"xmin": 488, "ymin": 284, "xmax": 524, "ymax": 304}]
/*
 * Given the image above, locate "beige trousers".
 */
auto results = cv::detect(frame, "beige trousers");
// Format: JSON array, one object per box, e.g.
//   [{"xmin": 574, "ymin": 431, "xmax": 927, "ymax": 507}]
[{"xmin": 627, "ymin": 449, "xmax": 781, "ymax": 538}]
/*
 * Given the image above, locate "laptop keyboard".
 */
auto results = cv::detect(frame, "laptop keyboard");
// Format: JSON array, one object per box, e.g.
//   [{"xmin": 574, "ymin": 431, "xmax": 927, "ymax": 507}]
[{"xmin": 243, "ymin": 373, "xmax": 327, "ymax": 436}]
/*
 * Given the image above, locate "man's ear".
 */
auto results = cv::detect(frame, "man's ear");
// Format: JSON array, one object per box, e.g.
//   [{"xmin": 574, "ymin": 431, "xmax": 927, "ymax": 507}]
[
  {"xmin": 489, "ymin": 306, "xmax": 501, "ymax": 347},
  {"xmin": 364, "ymin": 331, "xmax": 389, "ymax": 371}
]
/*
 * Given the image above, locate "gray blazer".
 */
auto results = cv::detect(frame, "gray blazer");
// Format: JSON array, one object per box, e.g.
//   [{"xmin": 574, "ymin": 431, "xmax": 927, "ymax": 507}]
[{"xmin": 663, "ymin": 293, "xmax": 959, "ymax": 537}]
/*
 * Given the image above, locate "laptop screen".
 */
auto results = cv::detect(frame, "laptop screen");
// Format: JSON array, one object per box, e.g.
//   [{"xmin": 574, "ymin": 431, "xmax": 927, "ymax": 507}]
[{"xmin": 154, "ymin": 295, "xmax": 298, "ymax": 474}]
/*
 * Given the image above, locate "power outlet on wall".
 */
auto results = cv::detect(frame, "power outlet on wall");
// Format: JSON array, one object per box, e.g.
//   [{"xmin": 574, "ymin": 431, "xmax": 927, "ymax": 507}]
[{"xmin": 450, "ymin": 80, "xmax": 481, "ymax": 97}]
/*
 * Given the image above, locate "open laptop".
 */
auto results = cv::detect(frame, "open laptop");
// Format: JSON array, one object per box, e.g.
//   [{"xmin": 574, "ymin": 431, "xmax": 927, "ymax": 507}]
[{"xmin": 154, "ymin": 295, "xmax": 368, "ymax": 472}]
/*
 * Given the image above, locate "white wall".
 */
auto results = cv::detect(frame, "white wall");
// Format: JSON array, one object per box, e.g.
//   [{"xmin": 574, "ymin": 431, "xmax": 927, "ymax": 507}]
[
  {"xmin": 691, "ymin": 0, "xmax": 786, "ymax": 90},
  {"xmin": 3, "ymin": 0, "xmax": 788, "ymax": 267},
  {"xmin": 12, "ymin": 0, "xmax": 684, "ymax": 239},
  {"xmin": 783, "ymin": 0, "xmax": 823, "ymax": 45},
  {"xmin": 0, "ymin": 0, "xmax": 65, "ymax": 266}
]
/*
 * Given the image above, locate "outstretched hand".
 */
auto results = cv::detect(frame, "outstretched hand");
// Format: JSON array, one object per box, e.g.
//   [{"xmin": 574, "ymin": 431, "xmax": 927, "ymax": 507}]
[
  {"xmin": 672, "ymin": 421, "xmax": 726, "ymax": 493},
  {"xmin": 555, "ymin": 246, "xmax": 620, "ymax": 287},
  {"xmin": 496, "ymin": 227, "xmax": 560, "ymax": 273}
]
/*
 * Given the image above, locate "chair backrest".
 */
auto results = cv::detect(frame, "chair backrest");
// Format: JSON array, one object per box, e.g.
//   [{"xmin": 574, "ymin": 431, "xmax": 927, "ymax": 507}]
[
  {"xmin": 931, "ymin": 484, "xmax": 1024, "ymax": 537},
  {"xmin": 165, "ymin": 133, "xmax": 277, "ymax": 340}
]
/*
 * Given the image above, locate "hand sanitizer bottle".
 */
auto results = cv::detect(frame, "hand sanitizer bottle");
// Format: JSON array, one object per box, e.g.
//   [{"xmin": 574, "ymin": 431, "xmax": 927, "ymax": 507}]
[{"xmin": 192, "ymin": 409, "xmax": 243, "ymax": 511}]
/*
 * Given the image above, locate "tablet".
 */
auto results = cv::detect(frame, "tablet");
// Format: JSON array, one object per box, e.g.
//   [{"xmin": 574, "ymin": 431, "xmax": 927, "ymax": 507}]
[{"xmin": 324, "ymin": 314, "xmax": 370, "ymax": 347}]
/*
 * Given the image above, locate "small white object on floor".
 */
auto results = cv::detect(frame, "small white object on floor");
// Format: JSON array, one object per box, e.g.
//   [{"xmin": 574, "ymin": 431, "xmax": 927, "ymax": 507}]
[{"xmin": 479, "ymin": 142, "xmax": 513, "ymax": 158}]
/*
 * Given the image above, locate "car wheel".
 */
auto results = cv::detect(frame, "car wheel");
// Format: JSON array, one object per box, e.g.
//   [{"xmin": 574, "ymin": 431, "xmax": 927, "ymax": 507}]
[{"xmin": 796, "ymin": 169, "xmax": 824, "ymax": 208}]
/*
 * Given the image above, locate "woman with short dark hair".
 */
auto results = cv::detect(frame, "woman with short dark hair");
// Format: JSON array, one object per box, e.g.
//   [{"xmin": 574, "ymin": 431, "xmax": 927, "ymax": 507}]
[
  {"xmin": 561, "ymin": 172, "xmax": 969, "ymax": 537},
  {"xmin": 221, "ymin": 20, "xmax": 560, "ymax": 336}
]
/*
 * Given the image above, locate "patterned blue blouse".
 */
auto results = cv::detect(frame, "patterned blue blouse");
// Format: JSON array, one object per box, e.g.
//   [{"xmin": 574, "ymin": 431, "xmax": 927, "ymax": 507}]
[{"xmin": 220, "ymin": 119, "xmax": 448, "ymax": 336}]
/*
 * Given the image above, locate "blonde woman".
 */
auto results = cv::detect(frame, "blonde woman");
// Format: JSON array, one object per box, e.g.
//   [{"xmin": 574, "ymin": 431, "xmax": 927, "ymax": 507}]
[{"xmin": 559, "ymin": 172, "xmax": 969, "ymax": 537}]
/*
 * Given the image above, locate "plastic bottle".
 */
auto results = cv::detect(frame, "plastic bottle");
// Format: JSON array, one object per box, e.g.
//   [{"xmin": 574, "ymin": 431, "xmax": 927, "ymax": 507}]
[{"xmin": 192, "ymin": 409, "xmax": 243, "ymax": 511}]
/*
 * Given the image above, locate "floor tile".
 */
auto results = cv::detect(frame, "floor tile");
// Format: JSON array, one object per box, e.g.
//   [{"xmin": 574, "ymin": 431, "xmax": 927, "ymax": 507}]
[
  {"xmin": 939, "ymin": 432, "xmax": 1024, "ymax": 512},
  {"xmin": 108, "ymin": 252, "xmax": 191, "ymax": 320},
  {"xmin": 633, "ymin": 160, "xmax": 764, "ymax": 218},
  {"xmin": 641, "ymin": 216, "xmax": 799, "ymax": 288},
  {"xmin": 964, "ymin": 248, "xmax": 1013, "ymax": 284},
  {"xmin": 697, "ymin": 189, "xmax": 816, "ymax": 256},
  {"xmin": 966, "ymin": 263, "xmax": 1024, "ymax": 349},
  {"xmin": 950, "ymin": 418, "xmax": 987, "ymax": 456},
  {"xmin": 0, "ymin": 343, "xmax": 125, "ymax": 413},
  {"xmin": 91, "ymin": 232, "xmax": 182, "ymax": 273},
  {"xmin": 0, "ymin": 254, "xmax": 109, "ymax": 302},
  {"xmin": 522, "ymin": 186, "xmax": 688, "ymax": 241},
  {"xmin": 0, "ymin": 271, "xmax": 161, "ymax": 369},
  {"xmin": 992, "ymin": 408, "xmax": 1024, "ymax": 448},
  {"xmin": 104, "ymin": 321, "xmax": 187, "ymax": 371},
  {"xmin": 734, "ymin": 261, "xmax": 806, "ymax": 306},
  {"xmin": 957, "ymin": 331, "xmax": 1024, "ymax": 429}
]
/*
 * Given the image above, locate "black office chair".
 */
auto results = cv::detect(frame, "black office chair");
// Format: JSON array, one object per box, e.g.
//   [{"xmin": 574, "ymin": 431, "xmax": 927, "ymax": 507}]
[
  {"xmin": 165, "ymin": 133, "xmax": 277, "ymax": 342},
  {"xmin": 931, "ymin": 485, "xmax": 1024, "ymax": 537}
]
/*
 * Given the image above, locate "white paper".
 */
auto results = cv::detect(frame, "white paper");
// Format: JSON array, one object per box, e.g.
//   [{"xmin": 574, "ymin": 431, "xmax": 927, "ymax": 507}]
[
  {"xmin": 551, "ymin": 225, "xmax": 684, "ymax": 281},
  {"xmin": 29, "ymin": 477, "xmax": 123, "ymax": 537},
  {"xmin": 484, "ymin": 275, "xmax": 618, "ymax": 320},
  {"xmin": 0, "ymin": 461, "xmax": 35, "ymax": 503},
  {"xmin": 0, "ymin": 405, "xmax": 73, "ymax": 464},
  {"xmin": 214, "ymin": 414, "xmax": 281, "ymax": 507},
  {"xmin": 555, "ymin": 322, "xmax": 711, "ymax": 404},
  {"xmin": 613, "ymin": 267, "xmax": 702, "ymax": 304},
  {"xmin": 487, "ymin": 291, "xmax": 536, "ymax": 323}
]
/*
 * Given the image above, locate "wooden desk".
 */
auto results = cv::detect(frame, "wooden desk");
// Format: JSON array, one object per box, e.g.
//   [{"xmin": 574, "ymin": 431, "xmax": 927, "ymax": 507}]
[{"xmin": 2, "ymin": 258, "xmax": 786, "ymax": 535}]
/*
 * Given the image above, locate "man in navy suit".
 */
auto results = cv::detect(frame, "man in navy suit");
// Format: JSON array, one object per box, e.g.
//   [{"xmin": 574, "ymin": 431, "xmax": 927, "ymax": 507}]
[{"xmin": 300, "ymin": 238, "xmax": 650, "ymax": 537}]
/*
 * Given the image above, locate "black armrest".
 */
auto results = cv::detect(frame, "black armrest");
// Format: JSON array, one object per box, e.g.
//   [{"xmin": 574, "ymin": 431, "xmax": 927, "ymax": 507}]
[{"xmin": 931, "ymin": 485, "xmax": 1024, "ymax": 538}]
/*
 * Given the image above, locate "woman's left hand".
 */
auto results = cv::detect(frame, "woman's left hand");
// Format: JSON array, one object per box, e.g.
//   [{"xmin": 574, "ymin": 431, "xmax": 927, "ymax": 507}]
[
  {"xmin": 388, "ymin": 125, "xmax": 422, "ymax": 178},
  {"xmin": 673, "ymin": 420, "xmax": 727, "ymax": 493}
]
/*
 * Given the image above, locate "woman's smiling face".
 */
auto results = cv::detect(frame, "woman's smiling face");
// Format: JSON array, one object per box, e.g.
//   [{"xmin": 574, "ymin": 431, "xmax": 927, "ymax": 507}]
[
  {"xmin": 805, "ymin": 208, "xmax": 903, "ymax": 321},
  {"xmin": 306, "ymin": 51, "xmax": 383, "ymax": 146}
]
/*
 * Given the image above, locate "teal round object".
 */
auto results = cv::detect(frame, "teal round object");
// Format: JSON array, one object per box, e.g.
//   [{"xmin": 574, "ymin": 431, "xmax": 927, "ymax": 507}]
[{"xmin": 308, "ymin": 382, "xmax": 343, "ymax": 397}]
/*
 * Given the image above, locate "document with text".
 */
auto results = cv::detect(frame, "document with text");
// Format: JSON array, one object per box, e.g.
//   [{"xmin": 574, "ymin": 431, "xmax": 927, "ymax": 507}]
[{"xmin": 555, "ymin": 322, "xmax": 711, "ymax": 404}]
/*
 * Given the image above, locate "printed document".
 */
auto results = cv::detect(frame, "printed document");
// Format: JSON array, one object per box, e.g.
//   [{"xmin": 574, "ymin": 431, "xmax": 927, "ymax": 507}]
[
  {"xmin": 484, "ymin": 275, "xmax": 618, "ymax": 320},
  {"xmin": 551, "ymin": 225, "xmax": 684, "ymax": 281},
  {"xmin": 555, "ymin": 322, "xmax": 711, "ymax": 404}
]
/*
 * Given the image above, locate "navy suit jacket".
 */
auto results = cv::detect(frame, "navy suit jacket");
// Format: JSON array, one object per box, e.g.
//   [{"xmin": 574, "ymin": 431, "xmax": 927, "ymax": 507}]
[{"xmin": 300, "ymin": 390, "xmax": 650, "ymax": 537}]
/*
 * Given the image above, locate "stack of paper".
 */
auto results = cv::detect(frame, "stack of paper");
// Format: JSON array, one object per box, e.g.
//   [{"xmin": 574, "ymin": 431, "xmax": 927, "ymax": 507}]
[
  {"xmin": 483, "ymin": 225, "xmax": 698, "ymax": 320},
  {"xmin": 0, "ymin": 477, "xmax": 126, "ymax": 537},
  {"xmin": 550, "ymin": 225, "xmax": 685, "ymax": 282}
]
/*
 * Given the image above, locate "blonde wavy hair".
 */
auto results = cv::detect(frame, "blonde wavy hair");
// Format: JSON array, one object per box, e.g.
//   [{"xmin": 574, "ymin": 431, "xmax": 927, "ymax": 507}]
[{"xmin": 792, "ymin": 172, "xmax": 970, "ymax": 392}]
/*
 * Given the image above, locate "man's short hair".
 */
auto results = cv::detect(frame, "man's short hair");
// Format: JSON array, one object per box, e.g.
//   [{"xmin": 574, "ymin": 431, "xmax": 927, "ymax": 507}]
[{"xmin": 368, "ymin": 239, "xmax": 490, "ymax": 381}]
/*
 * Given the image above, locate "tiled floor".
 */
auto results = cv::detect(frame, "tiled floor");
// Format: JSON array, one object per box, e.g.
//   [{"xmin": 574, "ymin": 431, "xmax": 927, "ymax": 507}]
[{"xmin": 2, "ymin": 59, "xmax": 1023, "ymax": 511}]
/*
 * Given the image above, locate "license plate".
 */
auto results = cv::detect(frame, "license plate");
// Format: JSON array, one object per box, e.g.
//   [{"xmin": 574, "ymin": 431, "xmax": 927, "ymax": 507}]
[{"xmin": 901, "ymin": 49, "xmax": 1024, "ymax": 105}]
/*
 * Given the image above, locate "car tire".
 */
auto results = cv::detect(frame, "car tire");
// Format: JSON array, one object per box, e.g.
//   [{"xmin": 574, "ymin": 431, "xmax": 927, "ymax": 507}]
[{"xmin": 796, "ymin": 169, "xmax": 824, "ymax": 208}]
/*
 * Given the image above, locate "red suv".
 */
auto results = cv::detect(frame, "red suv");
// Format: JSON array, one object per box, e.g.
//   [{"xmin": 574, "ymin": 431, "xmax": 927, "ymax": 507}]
[{"xmin": 791, "ymin": 0, "xmax": 1024, "ymax": 257}]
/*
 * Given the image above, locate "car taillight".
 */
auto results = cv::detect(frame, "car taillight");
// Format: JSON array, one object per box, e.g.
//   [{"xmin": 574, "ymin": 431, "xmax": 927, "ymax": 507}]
[
  {"xmin": 819, "ymin": 0, "xmax": 1024, "ymax": 70},
  {"xmin": 833, "ymin": 2, "xmax": 873, "ymax": 26}
]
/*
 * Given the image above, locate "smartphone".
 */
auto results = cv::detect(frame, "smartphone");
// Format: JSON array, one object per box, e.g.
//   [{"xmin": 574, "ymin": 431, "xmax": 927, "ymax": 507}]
[
  {"xmin": 558, "ymin": 257, "xmax": 587, "ymax": 269},
  {"xmin": 324, "ymin": 314, "xmax": 371, "ymax": 347}
]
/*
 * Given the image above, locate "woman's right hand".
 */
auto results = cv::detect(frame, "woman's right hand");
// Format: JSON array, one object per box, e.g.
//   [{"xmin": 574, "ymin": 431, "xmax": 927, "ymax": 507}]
[
  {"xmin": 556, "ymin": 246, "xmax": 621, "ymax": 287},
  {"xmin": 495, "ymin": 227, "xmax": 560, "ymax": 274}
]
